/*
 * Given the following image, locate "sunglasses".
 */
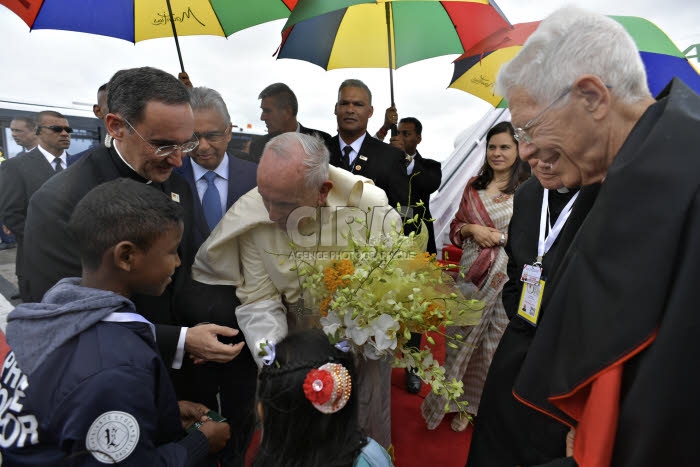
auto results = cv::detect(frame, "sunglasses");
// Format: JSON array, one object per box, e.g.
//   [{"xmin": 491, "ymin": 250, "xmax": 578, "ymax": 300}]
[{"xmin": 39, "ymin": 125, "xmax": 73, "ymax": 134}]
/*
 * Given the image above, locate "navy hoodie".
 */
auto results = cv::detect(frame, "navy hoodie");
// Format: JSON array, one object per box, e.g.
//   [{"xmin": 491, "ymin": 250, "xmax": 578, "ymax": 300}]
[{"xmin": 2, "ymin": 278, "xmax": 208, "ymax": 466}]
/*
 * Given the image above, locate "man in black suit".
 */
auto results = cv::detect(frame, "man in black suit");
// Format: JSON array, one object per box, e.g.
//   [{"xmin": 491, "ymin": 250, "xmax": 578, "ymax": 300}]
[
  {"xmin": 22, "ymin": 67, "xmax": 242, "ymax": 370},
  {"xmin": 174, "ymin": 86, "xmax": 258, "ymax": 466},
  {"xmin": 0, "ymin": 111, "xmax": 73, "ymax": 299},
  {"xmin": 387, "ymin": 116, "xmax": 442, "ymax": 394},
  {"xmin": 245, "ymin": 82, "xmax": 331, "ymax": 162},
  {"xmin": 327, "ymin": 79, "xmax": 409, "ymax": 210},
  {"xmin": 390, "ymin": 117, "xmax": 442, "ymax": 255}
]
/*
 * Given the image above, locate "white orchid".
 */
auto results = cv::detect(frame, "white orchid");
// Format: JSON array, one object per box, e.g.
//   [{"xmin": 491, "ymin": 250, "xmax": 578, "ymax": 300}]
[
  {"xmin": 344, "ymin": 311, "xmax": 370, "ymax": 345},
  {"xmin": 320, "ymin": 310, "xmax": 342, "ymax": 335},
  {"xmin": 372, "ymin": 314, "xmax": 400, "ymax": 351}
]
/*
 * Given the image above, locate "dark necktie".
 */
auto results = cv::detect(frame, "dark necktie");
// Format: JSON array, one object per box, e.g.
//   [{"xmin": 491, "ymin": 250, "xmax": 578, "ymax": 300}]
[
  {"xmin": 201, "ymin": 171, "xmax": 222, "ymax": 230},
  {"xmin": 54, "ymin": 157, "xmax": 63, "ymax": 172},
  {"xmin": 341, "ymin": 145, "xmax": 353, "ymax": 170}
]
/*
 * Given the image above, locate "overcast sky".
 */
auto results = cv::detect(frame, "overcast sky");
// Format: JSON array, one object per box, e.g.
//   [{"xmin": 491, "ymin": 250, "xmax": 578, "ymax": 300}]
[{"xmin": 1, "ymin": 1, "xmax": 698, "ymax": 161}]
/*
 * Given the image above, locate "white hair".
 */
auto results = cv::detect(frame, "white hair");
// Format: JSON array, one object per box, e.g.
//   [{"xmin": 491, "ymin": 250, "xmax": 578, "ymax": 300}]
[
  {"xmin": 189, "ymin": 86, "xmax": 231, "ymax": 124},
  {"xmin": 496, "ymin": 6, "xmax": 651, "ymax": 105},
  {"xmin": 263, "ymin": 132, "xmax": 330, "ymax": 190}
]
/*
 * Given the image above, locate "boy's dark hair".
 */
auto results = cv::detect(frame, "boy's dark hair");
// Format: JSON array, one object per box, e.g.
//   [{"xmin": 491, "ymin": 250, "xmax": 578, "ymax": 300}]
[
  {"xmin": 68, "ymin": 178, "xmax": 184, "ymax": 270},
  {"xmin": 254, "ymin": 329, "xmax": 367, "ymax": 467}
]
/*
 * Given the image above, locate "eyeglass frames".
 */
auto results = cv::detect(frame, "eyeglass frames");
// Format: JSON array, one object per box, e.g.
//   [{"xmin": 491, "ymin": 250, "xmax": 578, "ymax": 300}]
[
  {"xmin": 38, "ymin": 125, "xmax": 73, "ymax": 134},
  {"xmin": 514, "ymin": 84, "xmax": 613, "ymax": 145},
  {"xmin": 193, "ymin": 127, "xmax": 230, "ymax": 143},
  {"xmin": 513, "ymin": 87, "xmax": 572, "ymax": 145},
  {"xmin": 123, "ymin": 118, "xmax": 199, "ymax": 157}
]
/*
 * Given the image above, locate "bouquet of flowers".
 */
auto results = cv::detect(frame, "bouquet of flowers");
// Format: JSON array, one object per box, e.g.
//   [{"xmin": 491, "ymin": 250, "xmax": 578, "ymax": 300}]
[{"xmin": 294, "ymin": 212, "xmax": 484, "ymax": 413}]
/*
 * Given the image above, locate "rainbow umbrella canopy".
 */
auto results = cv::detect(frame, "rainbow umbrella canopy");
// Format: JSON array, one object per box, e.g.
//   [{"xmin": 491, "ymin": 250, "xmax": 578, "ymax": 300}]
[
  {"xmin": 276, "ymin": 0, "xmax": 512, "ymax": 102},
  {"xmin": 1, "ymin": 0, "xmax": 298, "ymax": 71},
  {"xmin": 450, "ymin": 16, "xmax": 700, "ymax": 107}
]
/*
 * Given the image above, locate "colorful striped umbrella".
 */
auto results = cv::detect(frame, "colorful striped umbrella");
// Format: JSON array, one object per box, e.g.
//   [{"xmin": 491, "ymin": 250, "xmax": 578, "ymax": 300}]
[
  {"xmin": 1, "ymin": 0, "xmax": 298, "ymax": 71},
  {"xmin": 450, "ymin": 16, "xmax": 700, "ymax": 107},
  {"xmin": 277, "ymin": 0, "xmax": 511, "ymax": 103}
]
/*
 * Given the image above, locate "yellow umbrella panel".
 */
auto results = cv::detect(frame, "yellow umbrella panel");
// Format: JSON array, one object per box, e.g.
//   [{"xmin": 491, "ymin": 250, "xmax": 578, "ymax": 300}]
[{"xmin": 449, "ymin": 46, "xmax": 520, "ymax": 107}]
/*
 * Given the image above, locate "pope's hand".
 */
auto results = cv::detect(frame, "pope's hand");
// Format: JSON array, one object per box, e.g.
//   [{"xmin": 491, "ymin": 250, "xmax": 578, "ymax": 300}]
[{"xmin": 185, "ymin": 323, "xmax": 244, "ymax": 364}]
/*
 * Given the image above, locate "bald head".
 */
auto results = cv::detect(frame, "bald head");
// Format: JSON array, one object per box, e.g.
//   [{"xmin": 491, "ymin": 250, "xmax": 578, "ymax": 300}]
[{"xmin": 258, "ymin": 133, "xmax": 333, "ymax": 230}]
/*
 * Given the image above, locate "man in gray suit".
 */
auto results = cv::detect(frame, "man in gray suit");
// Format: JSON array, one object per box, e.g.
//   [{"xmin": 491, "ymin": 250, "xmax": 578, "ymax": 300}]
[
  {"xmin": 245, "ymin": 83, "xmax": 331, "ymax": 162},
  {"xmin": 0, "ymin": 111, "xmax": 72, "ymax": 300},
  {"xmin": 10, "ymin": 116, "xmax": 39, "ymax": 157},
  {"xmin": 1, "ymin": 116, "xmax": 39, "ymax": 249}
]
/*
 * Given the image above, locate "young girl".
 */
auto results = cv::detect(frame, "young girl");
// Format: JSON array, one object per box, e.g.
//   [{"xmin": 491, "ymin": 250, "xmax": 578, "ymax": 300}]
[{"xmin": 253, "ymin": 329, "xmax": 393, "ymax": 467}]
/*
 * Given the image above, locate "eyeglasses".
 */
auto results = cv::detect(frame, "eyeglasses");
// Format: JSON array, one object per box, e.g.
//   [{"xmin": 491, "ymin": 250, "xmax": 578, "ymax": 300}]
[
  {"xmin": 514, "ymin": 83, "xmax": 613, "ymax": 144},
  {"xmin": 123, "ymin": 118, "xmax": 199, "ymax": 157},
  {"xmin": 513, "ymin": 87, "xmax": 572, "ymax": 145},
  {"xmin": 193, "ymin": 127, "xmax": 230, "ymax": 143},
  {"xmin": 39, "ymin": 125, "xmax": 73, "ymax": 134}
]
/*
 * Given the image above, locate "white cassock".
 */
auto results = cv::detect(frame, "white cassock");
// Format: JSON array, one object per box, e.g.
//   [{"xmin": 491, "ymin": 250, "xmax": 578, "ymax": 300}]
[{"xmin": 192, "ymin": 165, "xmax": 397, "ymax": 448}]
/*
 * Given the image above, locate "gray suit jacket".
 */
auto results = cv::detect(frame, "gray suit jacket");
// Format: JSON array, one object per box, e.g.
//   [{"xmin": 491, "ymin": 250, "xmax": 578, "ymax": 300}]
[{"xmin": 0, "ymin": 148, "xmax": 70, "ymax": 297}]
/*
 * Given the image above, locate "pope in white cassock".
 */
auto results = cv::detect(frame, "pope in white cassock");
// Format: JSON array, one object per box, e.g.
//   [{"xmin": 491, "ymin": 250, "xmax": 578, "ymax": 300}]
[{"xmin": 192, "ymin": 132, "xmax": 398, "ymax": 448}]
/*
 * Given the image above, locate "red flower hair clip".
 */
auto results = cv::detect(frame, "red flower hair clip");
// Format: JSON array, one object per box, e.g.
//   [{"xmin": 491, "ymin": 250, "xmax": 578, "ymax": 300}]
[{"xmin": 302, "ymin": 363, "xmax": 352, "ymax": 414}]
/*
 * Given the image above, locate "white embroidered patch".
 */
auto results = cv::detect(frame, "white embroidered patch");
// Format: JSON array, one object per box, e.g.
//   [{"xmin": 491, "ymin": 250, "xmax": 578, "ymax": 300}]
[{"xmin": 85, "ymin": 411, "xmax": 140, "ymax": 464}]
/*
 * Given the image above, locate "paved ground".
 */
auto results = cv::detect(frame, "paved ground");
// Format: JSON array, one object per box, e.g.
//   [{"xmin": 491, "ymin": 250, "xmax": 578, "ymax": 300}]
[{"xmin": 0, "ymin": 246, "xmax": 20, "ymax": 331}]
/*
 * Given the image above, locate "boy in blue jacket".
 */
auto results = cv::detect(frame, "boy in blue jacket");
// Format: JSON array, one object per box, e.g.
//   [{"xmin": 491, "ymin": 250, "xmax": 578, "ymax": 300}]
[{"xmin": 3, "ymin": 178, "xmax": 230, "ymax": 465}]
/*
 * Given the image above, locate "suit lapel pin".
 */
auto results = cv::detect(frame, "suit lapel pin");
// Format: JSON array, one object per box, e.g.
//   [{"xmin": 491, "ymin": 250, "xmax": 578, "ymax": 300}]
[
  {"xmin": 355, "ymin": 165, "xmax": 362, "ymax": 171},
  {"xmin": 359, "ymin": 155, "xmax": 368, "ymax": 161},
  {"xmin": 171, "ymin": 192, "xmax": 180, "ymax": 203}
]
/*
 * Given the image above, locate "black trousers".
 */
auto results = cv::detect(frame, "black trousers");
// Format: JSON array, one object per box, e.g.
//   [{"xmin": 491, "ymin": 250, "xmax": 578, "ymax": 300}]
[{"xmin": 177, "ymin": 345, "xmax": 258, "ymax": 467}]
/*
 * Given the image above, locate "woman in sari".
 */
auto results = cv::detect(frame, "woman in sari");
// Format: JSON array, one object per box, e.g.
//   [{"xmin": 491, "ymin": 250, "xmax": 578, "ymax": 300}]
[{"xmin": 422, "ymin": 121, "xmax": 530, "ymax": 431}]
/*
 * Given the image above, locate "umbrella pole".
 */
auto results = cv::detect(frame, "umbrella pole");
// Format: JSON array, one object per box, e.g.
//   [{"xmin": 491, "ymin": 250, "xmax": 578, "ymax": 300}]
[
  {"xmin": 165, "ymin": 0, "xmax": 186, "ymax": 73},
  {"xmin": 385, "ymin": 3, "xmax": 395, "ymax": 106}
]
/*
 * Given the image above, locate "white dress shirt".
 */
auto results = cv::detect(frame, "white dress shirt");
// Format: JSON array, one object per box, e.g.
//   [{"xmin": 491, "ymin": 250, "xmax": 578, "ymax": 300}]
[
  {"xmin": 339, "ymin": 133, "xmax": 367, "ymax": 166},
  {"xmin": 37, "ymin": 145, "xmax": 67, "ymax": 170}
]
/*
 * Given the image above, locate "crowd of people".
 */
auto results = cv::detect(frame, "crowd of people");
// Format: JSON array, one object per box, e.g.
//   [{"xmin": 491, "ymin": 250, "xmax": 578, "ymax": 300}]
[{"xmin": 1, "ymin": 5, "xmax": 699, "ymax": 466}]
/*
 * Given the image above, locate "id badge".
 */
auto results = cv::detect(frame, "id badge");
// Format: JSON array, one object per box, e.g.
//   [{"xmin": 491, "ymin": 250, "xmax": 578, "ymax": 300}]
[
  {"xmin": 517, "ymin": 280, "xmax": 545, "ymax": 326},
  {"xmin": 520, "ymin": 264, "xmax": 542, "ymax": 285}
]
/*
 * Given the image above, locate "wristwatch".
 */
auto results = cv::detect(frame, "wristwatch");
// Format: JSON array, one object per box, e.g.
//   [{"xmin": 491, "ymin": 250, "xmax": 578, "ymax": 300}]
[{"xmin": 499, "ymin": 232, "xmax": 506, "ymax": 246}]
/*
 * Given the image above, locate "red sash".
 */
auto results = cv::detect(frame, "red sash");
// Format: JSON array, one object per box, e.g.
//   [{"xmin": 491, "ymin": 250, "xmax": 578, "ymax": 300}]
[{"xmin": 461, "ymin": 179, "xmax": 497, "ymax": 289}]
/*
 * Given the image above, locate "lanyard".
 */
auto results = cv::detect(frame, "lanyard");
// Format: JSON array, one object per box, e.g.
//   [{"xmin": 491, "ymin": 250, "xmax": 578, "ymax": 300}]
[
  {"xmin": 102, "ymin": 311, "xmax": 156, "ymax": 341},
  {"xmin": 537, "ymin": 189, "xmax": 579, "ymax": 262}
]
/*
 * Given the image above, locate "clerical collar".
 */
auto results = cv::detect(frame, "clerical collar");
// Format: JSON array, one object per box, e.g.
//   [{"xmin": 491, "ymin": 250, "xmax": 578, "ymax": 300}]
[
  {"xmin": 556, "ymin": 187, "xmax": 569, "ymax": 193},
  {"xmin": 113, "ymin": 140, "xmax": 152, "ymax": 184}
]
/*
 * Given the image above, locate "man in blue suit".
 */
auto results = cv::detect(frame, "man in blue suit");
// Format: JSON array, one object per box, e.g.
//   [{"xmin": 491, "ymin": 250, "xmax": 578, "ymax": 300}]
[{"xmin": 174, "ymin": 86, "xmax": 258, "ymax": 467}]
